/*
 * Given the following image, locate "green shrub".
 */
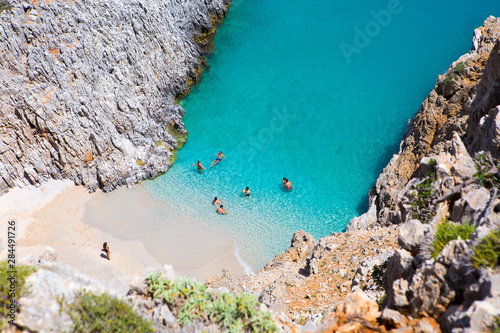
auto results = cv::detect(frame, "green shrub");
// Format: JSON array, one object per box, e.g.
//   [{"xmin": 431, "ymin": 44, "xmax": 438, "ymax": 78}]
[
  {"xmin": 472, "ymin": 228, "xmax": 500, "ymax": 269},
  {"xmin": 409, "ymin": 172, "xmax": 437, "ymax": 223},
  {"xmin": 146, "ymin": 274, "xmax": 277, "ymax": 332},
  {"xmin": 0, "ymin": 0, "xmax": 13, "ymax": 13},
  {"xmin": 0, "ymin": 261, "xmax": 36, "ymax": 328},
  {"xmin": 377, "ymin": 294, "xmax": 387, "ymax": 310},
  {"xmin": 443, "ymin": 62, "xmax": 466, "ymax": 84},
  {"xmin": 67, "ymin": 291, "xmax": 153, "ymax": 332},
  {"xmin": 493, "ymin": 315, "xmax": 500, "ymax": 333},
  {"xmin": 474, "ymin": 153, "xmax": 500, "ymax": 190},
  {"xmin": 371, "ymin": 260, "xmax": 388, "ymax": 290},
  {"xmin": 431, "ymin": 220, "xmax": 476, "ymax": 259}
]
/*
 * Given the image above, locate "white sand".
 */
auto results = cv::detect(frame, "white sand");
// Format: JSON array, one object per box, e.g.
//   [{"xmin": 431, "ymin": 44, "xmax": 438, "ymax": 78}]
[{"xmin": 0, "ymin": 180, "xmax": 245, "ymax": 294}]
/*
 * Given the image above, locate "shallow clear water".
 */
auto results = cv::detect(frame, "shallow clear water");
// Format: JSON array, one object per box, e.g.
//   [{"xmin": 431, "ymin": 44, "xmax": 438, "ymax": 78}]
[{"xmin": 144, "ymin": 0, "xmax": 500, "ymax": 271}]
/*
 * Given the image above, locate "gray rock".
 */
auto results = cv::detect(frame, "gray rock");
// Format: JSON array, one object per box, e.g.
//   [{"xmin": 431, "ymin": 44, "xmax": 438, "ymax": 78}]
[
  {"xmin": 398, "ymin": 219, "xmax": 428, "ymax": 255},
  {"xmin": 389, "ymin": 278, "xmax": 410, "ymax": 309},
  {"xmin": 0, "ymin": 0, "xmax": 230, "ymax": 194},
  {"xmin": 285, "ymin": 230, "xmax": 317, "ymax": 262},
  {"xmin": 38, "ymin": 246, "xmax": 57, "ymax": 262},
  {"xmin": 450, "ymin": 188, "xmax": 490, "ymax": 224},
  {"xmin": 16, "ymin": 262, "xmax": 108, "ymax": 333},
  {"xmin": 386, "ymin": 249, "xmax": 414, "ymax": 291},
  {"xmin": 380, "ymin": 308, "xmax": 408, "ymax": 328},
  {"xmin": 444, "ymin": 272, "xmax": 500, "ymax": 331},
  {"xmin": 437, "ymin": 239, "xmax": 470, "ymax": 266},
  {"xmin": 409, "ymin": 262, "xmax": 455, "ymax": 317},
  {"xmin": 346, "ymin": 200, "xmax": 377, "ymax": 231}
]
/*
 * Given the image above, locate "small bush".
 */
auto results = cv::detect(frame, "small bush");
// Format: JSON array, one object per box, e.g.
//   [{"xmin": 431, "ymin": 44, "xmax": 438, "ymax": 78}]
[
  {"xmin": 146, "ymin": 273, "xmax": 277, "ymax": 332},
  {"xmin": 0, "ymin": 261, "xmax": 36, "ymax": 328},
  {"xmin": 0, "ymin": 0, "xmax": 13, "ymax": 13},
  {"xmin": 377, "ymin": 294, "xmax": 387, "ymax": 310},
  {"xmin": 409, "ymin": 172, "xmax": 437, "ymax": 223},
  {"xmin": 493, "ymin": 315, "xmax": 500, "ymax": 333},
  {"xmin": 431, "ymin": 220, "xmax": 476, "ymax": 259},
  {"xmin": 474, "ymin": 153, "xmax": 500, "ymax": 190},
  {"xmin": 443, "ymin": 62, "xmax": 466, "ymax": 83},
  {"xmin": 67, "ymin": 291, "xmax": 153, "ymax": 332},
  {"xmin": 371, "ymin": 260, "xmax": 388, "ymax": 290},
  {"xmin": 472, "ymin": 228, "xmax": 500, "ymax": 269}
]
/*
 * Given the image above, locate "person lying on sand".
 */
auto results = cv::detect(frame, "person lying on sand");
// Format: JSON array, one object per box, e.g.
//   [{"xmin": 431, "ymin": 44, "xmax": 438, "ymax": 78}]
[
  {"xmin": 216, "ymin": 205, "xmax": 227, "ymax": 215},
  {"xmin": 192, "ymin": 160, "xmax": 206, "ymax": 173},
  {"xmin": 211, "ymin": 151, "xmax": 225, "ymax": 166},
  {"xmin": 102, "ymin": 242, "xmax": 111, "ymax": 260}
]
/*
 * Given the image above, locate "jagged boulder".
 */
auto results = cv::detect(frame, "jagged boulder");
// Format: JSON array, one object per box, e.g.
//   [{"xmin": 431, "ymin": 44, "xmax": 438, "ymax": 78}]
[
  {"xmin": 284, "ymin": 230, "xmax": 317, "ymax": 262},
  {"xmin": 436, "ymin": 239, "xmax": 470, "ymax": 267},
  {"xmin": 398, "ymin": 219, "xmax": 428, "ymax": 255},
  {"xmin": 450, "ymin": 187, "xmax": 491, "ymax": 223},
  {"xmin": 389, "ymin": 278, "xmax": 410, "ymax": 309},
  {"xmin": 386, "ymin": 249, "xmax": 414, "ymax": 294},
  {"xmin": 444, "ymin": 273, "xmax": 500, "ymax": 332},
  {"xmin": 409, "ymin": 262, "xmax": 455, "ymax": 317}
]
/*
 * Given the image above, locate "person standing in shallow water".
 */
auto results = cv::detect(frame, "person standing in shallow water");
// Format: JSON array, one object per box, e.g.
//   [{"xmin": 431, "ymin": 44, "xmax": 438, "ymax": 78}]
[
  {"xmin": 192, "ymin": 160, "xmax": 206, "ymax": 173},
  {"xmin": 282, "ymin": 177, "xmax": 292, "ymax": 190},
  {"xmin": 211, "ymin": 151, "xmax": 225, "ymax": 166},
  {"xmin": 242, "ymin": 187, "xmax": 251, "ymax": 197},
  {"xmin": 217, "ymin": 205, "xmax": 227, "ymax": 215},
  {"xmin": 213, "ymin": 197, "xmax": 223, "ymax": 205}
]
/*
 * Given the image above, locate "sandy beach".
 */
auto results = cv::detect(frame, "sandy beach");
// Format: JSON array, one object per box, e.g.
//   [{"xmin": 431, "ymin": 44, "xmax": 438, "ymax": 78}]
[{"xmin": 0, "ymin": 180, "xmax": 245, "ymax": 294}]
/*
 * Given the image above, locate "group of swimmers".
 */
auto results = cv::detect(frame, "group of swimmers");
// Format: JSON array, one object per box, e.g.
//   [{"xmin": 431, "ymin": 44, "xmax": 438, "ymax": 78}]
[
  {"xmin": 193, "ymin": 151, "xmax": 292, "ymax": 215},
  {"xmin": 192, "ymin": 151, "xmax": 225, "ymax": 172}
]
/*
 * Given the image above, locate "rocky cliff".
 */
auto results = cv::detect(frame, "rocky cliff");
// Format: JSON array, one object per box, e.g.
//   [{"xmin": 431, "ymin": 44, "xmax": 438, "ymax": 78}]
[
  {"xmin": 0, "ymin": 0, "xmax": 230, "ymax": 194},
  {"xmin": 348, "ymin": 16, "xmax": 500, "ymax": 229}
]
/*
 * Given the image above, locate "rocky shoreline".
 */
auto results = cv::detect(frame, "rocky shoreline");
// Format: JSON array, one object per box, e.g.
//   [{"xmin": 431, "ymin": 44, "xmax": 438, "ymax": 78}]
[
  {"xmin": 0, "ymin": 0, "xmax": 230, "ymax": 194},
  {"xmin": 1, "ymin": 3, "xmax": 500, "ymax": 333}
]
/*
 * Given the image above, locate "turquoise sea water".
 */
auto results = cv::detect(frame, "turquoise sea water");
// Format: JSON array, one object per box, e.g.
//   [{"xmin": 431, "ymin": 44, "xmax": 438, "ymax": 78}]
[{"xmin": 144, "ymin": 0, "xmax": 500, "ymax": 271}]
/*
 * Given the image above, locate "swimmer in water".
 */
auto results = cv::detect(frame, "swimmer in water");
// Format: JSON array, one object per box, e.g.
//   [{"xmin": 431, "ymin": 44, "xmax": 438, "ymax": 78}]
[
  {"xmin": 212, "ymin": 197, "xmax": 223, "ymax": 205},
  {"xmin": 282, "ymin": 177, "xmax": 292, "ymax": 190},
  {"xmin": 192, "ymin": 161, "xmax": 206, "ymax": 173},
  {"xmin": 242, "ymin": 187, "xmax": 251, "ymax": 197},
  {"xmin": 211, "ymin": 151, "xmax": 225, "ymax": 166},
  {"xmin": 216, "ymin": 205, "xmax": 227, "ymax": 215}
]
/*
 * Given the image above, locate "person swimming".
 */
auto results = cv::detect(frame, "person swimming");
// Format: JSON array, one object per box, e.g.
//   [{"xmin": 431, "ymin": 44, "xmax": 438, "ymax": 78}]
[
  {"xmin": 211, "ymin": 151, "xmax": 225, "ymax": 166},
  {"xmin": 212, "ymin": 197, "xmax": 223, "ymax": 205},
  {"xmin": 192, "ymin": 160, "xmax": 206, "ymax": 173},
  {"xmin": 282, "ymin": 177, "xmax": 292, "ymax": 190},
  {"xmin": 216, "ymin": 205, "xmax": 227, "ymax": 215},
  {"xmin": 242, "ymin": 187, "xmax": 251, "ymax": 197}
]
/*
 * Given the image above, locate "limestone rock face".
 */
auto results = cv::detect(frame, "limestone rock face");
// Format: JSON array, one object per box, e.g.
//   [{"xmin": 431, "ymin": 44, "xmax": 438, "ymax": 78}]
[
  {"xmin": 450, "ymin": 188, "xmax": 490, "ymax": 223},
  {"xmin": 351, "ymin": 17, "xmax": 500, "ymax": 227},
  {"xmin": 16, "ymin": 262, "xmax": 107, "ymax": 332},
  {"xmin": 409, "ymin": 262, "xmax": 455, "ymax": 317},
  {"xmin": 0, "ymin": 0, "xmax": 230, "ymax": 193}
]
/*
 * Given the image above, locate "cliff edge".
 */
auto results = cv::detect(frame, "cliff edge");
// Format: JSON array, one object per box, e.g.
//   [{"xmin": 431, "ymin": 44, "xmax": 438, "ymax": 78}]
[{"xmin": 0, "ymin": 0, "xmax": 230, "ymax": 194}]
